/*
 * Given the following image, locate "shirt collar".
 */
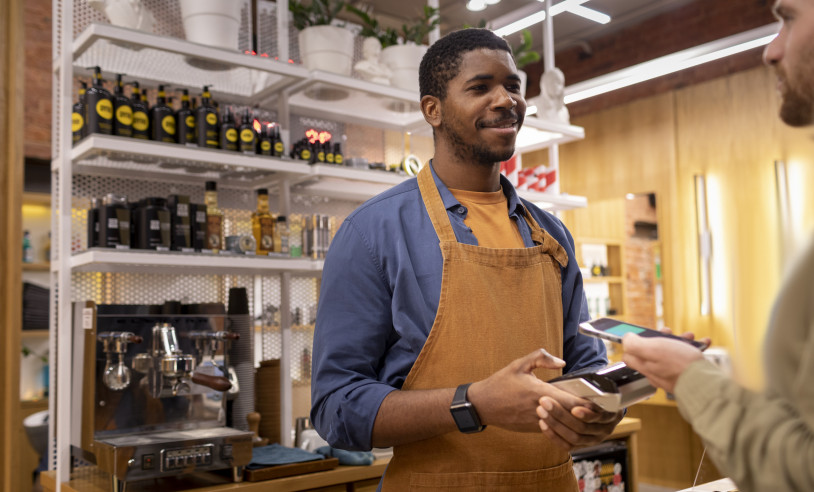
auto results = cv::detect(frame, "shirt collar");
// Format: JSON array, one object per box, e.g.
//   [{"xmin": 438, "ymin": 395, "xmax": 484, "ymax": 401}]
[{"xmin": 427, "ymin": 160, "xmax": 526, "ymax": 218}]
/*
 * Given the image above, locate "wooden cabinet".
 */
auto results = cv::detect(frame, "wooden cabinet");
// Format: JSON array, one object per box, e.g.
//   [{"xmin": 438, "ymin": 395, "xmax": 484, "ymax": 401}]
[{"xmin": 576, "ymin": 238, "xmax": 628, "ymax": 319}]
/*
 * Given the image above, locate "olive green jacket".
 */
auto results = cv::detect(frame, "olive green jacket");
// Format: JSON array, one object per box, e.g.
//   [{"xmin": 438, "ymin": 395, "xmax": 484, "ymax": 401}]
[{"xmin": 675, "ymin": 240, "xmax": 814, "ymax": 491}]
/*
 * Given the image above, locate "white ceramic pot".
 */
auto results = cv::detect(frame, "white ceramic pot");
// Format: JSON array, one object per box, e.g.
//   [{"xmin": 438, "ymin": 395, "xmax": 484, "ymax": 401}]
[
  {"xmin": 298, "ymin": 25, "xmax": 355, "ymax": 76},
  {"xmin": 179, "ymin": 0, "xmax": 241, "ymax": 51},
  {"xmin": 518, "ymin": 69, "xmax": 528, "ymax": 100},
  {"xmin": 380, "ymin": 44, "xmax": 428, "ymax": 93}
]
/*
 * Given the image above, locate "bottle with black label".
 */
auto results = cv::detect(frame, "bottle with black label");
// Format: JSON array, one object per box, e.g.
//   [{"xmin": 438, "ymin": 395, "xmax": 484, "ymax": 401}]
[
  {"xmin": 326, "ymin": 141, "xmax": 335, "ymax": 164},
  {"xmin": 238, "ymin": 109, "xmax": 256, "ymax": 154},
  {"xmin": 72, "ymin": 81, "xmax": 88, "ymax": 145},
  {"xmin": 272, "ymin": 125, "xmax": 284, "ymax": 158},
  {"xmin": 251, "ymin": 189, "xmax": 274, "ymax": 255},
  {"xmin": 196, "ymin": 85, "xmax": 219, "ymax": 148},
  {"xmin": 112, "ymin": 74, "xmax": 133, "ymax": 137},
  {"xmin": 87, "ymin": 197, "xmax": 100, "ymax": 249},
  {"xmin": 316, "ymin": 142, "xmax": 326, "ymax": 163},
  {"xmin": 300, "ymin": 140, "xmax": 312, "ymax": 162},
  {"xmin": 333, "ymin": 143, "xmax": 343, "ymax": 165},
  {"xmin": 190, "ymin": 203, "xmax": 207, "ymax": 251},
  {"xmin": 167, "ymin": 195, "xmax": 192, "ymax": 250},
  {"xmin": 219, "ymin": 106, "xmax": 238, "ymax": 151},
  {"xmin": 130, "ymin": 82, "xmax": 150, "ymax": 140},
  {"xmin": 134, "ymin": 197, "xmax": 171, "ymax": 250},
  {"xmin": 98, "ymin": 193, "xmax": 130, "ymax": 249},
  {"xmin": 150, "ymin": 85, "xmax": 176, "ymax": 143},
  {"xmin": 257, "ymin": 124, "xmax": 272, "ymax": 156},
  {"xmin": 85, "ymin": 66, "xmax": 113, "ymax": 135},
  {"xmin": 176, "ymin": 89, "xmax": 196, "ymax": 146},
  {"xmin": 204, "ymin": 181, "xmax": 223, "ymax": 252}
]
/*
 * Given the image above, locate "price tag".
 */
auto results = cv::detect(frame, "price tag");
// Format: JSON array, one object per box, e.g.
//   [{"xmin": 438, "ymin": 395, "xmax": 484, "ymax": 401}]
[{"xmin": 82, "ymin": 308, "xmax": 93, "ymax": 330}]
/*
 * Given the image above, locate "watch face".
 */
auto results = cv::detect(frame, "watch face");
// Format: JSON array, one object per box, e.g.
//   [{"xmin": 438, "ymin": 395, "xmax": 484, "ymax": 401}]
[{"xmin": 450, "ymin": 403, "xmax": 480, "ymax": 432}]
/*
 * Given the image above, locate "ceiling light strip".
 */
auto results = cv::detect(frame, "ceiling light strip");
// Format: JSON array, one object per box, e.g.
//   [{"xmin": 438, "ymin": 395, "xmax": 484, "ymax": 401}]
[
  {"xmin": 493, "ymin": 0, "xmax": 591, "ymax": 36},
  {"xmin": 564, "ymin": 23, "xmax": 779, "ymax": 104},
  {"xmin": 568, "ymin": 5, "xmax": 611, "ymax": 24}
]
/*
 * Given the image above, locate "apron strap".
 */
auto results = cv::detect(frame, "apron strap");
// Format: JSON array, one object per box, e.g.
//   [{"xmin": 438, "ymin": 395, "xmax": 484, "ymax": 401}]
[
  {"xmin": 520, "ymin": 205, "xmax": 569, "ymax": 269},
  {"xmin": 418, "ymin": 165, "xmax": 457, "ymax": 243}
]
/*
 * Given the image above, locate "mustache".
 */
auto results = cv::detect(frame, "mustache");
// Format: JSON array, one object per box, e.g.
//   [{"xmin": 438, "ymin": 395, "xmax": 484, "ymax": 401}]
[{"xmin": 479, "ymin": 111, "xmax": 521, "ymax": 127}]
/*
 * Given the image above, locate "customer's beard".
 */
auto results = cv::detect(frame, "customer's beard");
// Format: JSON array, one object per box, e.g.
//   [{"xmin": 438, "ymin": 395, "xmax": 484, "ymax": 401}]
[{"xmin": 777, "ymin": 54, "xmax": 814, "ymax": 127}]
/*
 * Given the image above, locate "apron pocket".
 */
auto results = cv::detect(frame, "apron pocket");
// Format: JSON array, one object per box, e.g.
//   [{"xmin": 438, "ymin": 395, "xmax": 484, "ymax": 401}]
[{"xmin": 407, "ymin": 459, "xmax": 576, "ymax": 491}]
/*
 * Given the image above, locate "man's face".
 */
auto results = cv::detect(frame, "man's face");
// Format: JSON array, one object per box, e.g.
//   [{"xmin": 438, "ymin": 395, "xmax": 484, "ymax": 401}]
[
  {"xmin": 437, "ymin": 48, "xmax": 526, "ymax": 165},
  {"xmin": 764, "ymin": 0, "xmax": 814, "ymax": 126}
]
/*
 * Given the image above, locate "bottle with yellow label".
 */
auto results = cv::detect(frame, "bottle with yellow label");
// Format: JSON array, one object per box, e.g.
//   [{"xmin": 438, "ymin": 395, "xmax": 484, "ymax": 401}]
[
  {"xmin": 271, "ymin": 125, "xmax": 284, "ymax": 158},
  {"xmin": 176, "ymin": 88, "xmax": 196, "ymax": 146},
  {"xmin": 204, "ymin": 181, "xmax": 223, "ymax": 252},
  {"xmin": 257, "ymin": 123, "xmax": 272, "ymax": 156},
  {"xmin": 112, "ymin": 74, "xmax": 133, "ymax": 138},
  {"xmin": 196, "ymin": 85, "xmax": 219, "ymax": 148},
  {"xmin": 72, "ymin": 81, "xmax": 87, "ymax": 145},
  {"xmin": 220, "ymin": 106, "xmax": 238, "ymax": 151},
  {"xmin": 130, "ymin": 81, "xmax": 149, "ymax": 140},
  {"xmin": 333, "ymin": 143, "xmax": 343, "ymax": 165},
  {"xmin": 238, "ymin": 108, "xmax": 256, "ymax": 154},
  {"xmin": 85, "ymin": 66, "xmax": 113, "ymax": 135},
  {"xmin": 150, "ymin": 85, "xmax": 176, "ymax": 143},
  {"xmin": 252, "ymin": 188, "xmax": 274, "ymax": 255}
]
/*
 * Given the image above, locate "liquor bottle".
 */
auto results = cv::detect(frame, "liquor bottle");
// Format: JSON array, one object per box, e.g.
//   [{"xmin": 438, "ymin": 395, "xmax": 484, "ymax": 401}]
[
  {"xmin": 130, "ymin": 82, "xmax": 150, "ymax": 140},
  {"xmin": 333, "ymin": 142, "xmax": 343, "ymax": 165},
  {"xmin": 238, "ymin": 109, "xmax": 256, "ymax": 154},
  {"xmin": 325, "ymin": 141, "xmax": 335, "ymax": 164},
  {"xmin": 316, "ymin": 142, "xmax": 326, "ymax": 163},
  {"xmin": 204, "ymin": 181, "xmax": 223, "ymax": 252},
  {"xmin": 176, "ymin": 88, "xmax": 196, "ymax": 146},
  {"xmin": 219, "ymin": 106, "xmax": 238, "ymax": 151},
  {"xmin": 271, "ymin": 125, "xmax": 284, "ymax": 158},
  {"xmin": 195, "ymin": 85, "xmax": 219, "ymax": 148},
  {"xmin": 112, "ymin": 74, "xmax": 133, "ymax": 137},
  {"xmin": 257, "ymin": 124, "xmax": 272, "ymax": 156},
  {"xmin": 85, "ymin": 66, "xmax": 113, "ymax": 135},
  {"xmin": 150, "ymin": 85, "xmax": 176, "ymax": 143},
  {"xmin": 251, "ymin": 188, "xmax": 274, "ymax": 255},
  {"xmin": 276, "ymin": 216, "xmax": 289, "ymax": 255},
  {"xmin": 72, "ymin": 81, "xmax": 87, "ymax": 145}
]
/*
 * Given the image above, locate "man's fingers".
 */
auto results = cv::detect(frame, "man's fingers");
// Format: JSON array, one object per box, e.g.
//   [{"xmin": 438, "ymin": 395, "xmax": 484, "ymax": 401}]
[{"xmin": 517, "ymin": 348, "xmax": 566, "ymax": 373}]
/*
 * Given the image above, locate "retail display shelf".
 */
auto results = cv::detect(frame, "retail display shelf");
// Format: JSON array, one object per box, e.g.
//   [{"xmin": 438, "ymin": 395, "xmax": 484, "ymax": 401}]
[
  {"xmin": 70, "ymin": 249, "xmax": 324, "ymax": 275},
  {"xmin": 72, "ymin": 23, "xmax": 308, "ymax": 102},
  {"xmin": 520, "ymin": 189, "xmax": 588, "ymax": 211},
  {"xmin": 515, "ymin": 118, "xmax": 586, "ymax": 153}
]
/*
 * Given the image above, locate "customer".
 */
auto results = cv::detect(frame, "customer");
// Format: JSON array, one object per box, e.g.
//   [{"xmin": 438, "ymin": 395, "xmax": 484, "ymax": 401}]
[
  {"xmin": 618, "ymin": 1, "xmax": 814, "ymax": 490},
  {"xmin": 311, "ymin": 28, "xmax": 622, "ymax": 490}
]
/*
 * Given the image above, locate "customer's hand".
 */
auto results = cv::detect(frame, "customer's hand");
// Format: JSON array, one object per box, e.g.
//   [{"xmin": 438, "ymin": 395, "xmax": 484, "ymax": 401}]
[
  {"xmin": 468, "ymin": 348, "xmax": 570, "ymax": 433},
  {"xmin": 622, "ymin": 333, "xmax": 704, "ymax": 393},
  {"xmin": 536, "ymin": 397, "xmax": 624, "ymax": 451}
]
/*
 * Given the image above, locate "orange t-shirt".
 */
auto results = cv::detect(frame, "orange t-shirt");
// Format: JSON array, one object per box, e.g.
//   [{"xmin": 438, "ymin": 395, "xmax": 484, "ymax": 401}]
[{"xmin": 448, "ymin": 187, "xmax": 524, "ymax": 249}]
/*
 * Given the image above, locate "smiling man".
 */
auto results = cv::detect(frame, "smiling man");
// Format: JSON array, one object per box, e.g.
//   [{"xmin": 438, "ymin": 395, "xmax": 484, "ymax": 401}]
[{"xmin": 310, "ymin": 29, "xmax": 621, "ymax": 490}]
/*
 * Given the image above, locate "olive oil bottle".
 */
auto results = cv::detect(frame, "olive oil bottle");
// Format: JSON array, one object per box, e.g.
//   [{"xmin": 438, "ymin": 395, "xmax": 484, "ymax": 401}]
[
  {"xmin": 150, "ymin": 85, "xmax": 176, "ymax": 143},
  {"xmin": 238, "ymin": 109, "xmax": 256, "ymax": 154},
  {"xmin": 176, "ymin": 89, "xmax": 196, "ymax": 146},
  {"xmin": 130, "ymin": 82, "xmax": 150, "ymax": 139},
  {"xmin": 112, "ymin": 74, "xmax": 133, "ymax": 137},
  {"xmin": 72, "ymin": 81, "xmax": 87, "ymax": 145},
  {"xmin": 204, "ymin": 181, "xmax": 223, "ymax": 252},
  {"xmin": 195, "ymin": 86, "xmax": 219, "ymax": 148},
  {"xmin": 251, "ymin": 188, "xmax": 275, "ymax": 255},
  {"xmin": 85, "ymin": 66, "xmax": 113, "ymax": 135},
  {"xmin": 219, "ymin": 106, "xmax": 238, "ymax": 151}
]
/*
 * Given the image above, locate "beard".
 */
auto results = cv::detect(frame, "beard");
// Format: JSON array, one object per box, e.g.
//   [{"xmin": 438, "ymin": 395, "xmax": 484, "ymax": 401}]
[
  {"xmin": 777, "ymin": 47, "xmax": 814, "ymax": 127},
  {"xmin": 439, "ymin": 119, "xmax": 517, "ymax": 166}
]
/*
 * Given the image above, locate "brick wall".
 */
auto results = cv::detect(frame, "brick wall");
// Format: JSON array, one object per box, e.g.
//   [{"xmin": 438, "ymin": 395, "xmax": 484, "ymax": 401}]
[
  {"xmin": 23, "ymin": 0, "xmax": 52, "ymax": 160},
  {"xmin": 525, "ymin": 0, "xmax": 776, "ymax": 118},
  {"xmin": 624, "ymin": 195, "xmax": 658, "ymax": 328}
]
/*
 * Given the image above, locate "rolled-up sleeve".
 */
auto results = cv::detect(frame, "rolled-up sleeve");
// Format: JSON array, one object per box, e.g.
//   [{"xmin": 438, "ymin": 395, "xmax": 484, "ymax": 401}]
[{"xmin": 310, "ymin": 219, "xmax": 397, "ymax": 451}]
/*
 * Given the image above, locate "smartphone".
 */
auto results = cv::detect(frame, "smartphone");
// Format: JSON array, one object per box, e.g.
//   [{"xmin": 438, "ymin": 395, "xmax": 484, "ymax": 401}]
[{"xmin": 579, "ymin": 317, "xmax": 707, "ymax": 349}]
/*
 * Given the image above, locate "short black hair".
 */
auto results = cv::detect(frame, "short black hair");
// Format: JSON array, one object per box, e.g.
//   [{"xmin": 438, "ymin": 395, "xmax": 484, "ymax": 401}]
[{"xmin": 419, "ymin": 28, "xmax": 512, "ymax": 100}]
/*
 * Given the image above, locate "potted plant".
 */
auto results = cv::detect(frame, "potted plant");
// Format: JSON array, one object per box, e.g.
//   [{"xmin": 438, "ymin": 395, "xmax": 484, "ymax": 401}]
[
  {"xmin": 178, "ymin": 0, "xmax": 241, "ymax": 50},
  {"xmin": 349, "ymin": 5, "xmax": 439, "ymax": 92},
  {"xmin": 511, "ymin": 29, "xmax": 541, "ymax": 97},
  {"xmin": 290, "ymin": 0, "xmax": 355, "ymax": 76}
]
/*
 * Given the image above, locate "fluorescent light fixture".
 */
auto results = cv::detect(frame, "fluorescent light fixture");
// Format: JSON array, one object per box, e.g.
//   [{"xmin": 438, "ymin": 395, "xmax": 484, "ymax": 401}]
[
  {"xmin": 564, "ymin": 23, "xmax": 779, "ymax": 104},
  {"xmin": 485, "ymin": 0, "xmax": 501, "ymax": 4},
  {"xmin": 568, "ymin": 5, "xmax": 610, "ymax": 24},
  {"xmin": 467, "ymin": 0, "xmax": 486, "ymax": 12},
  {"xmin": 494, "ymin": 0, "xmax": 592, "ymax": 37},
  {"xmin": 695, "ymin": 174, "xmax": 711, "ymax": 316}
]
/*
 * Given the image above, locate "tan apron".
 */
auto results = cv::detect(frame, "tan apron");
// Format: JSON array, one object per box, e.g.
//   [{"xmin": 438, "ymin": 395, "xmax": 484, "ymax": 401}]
[{"xmin": 381, "ymin": 166, "xmax": 579, "ymax": 491}]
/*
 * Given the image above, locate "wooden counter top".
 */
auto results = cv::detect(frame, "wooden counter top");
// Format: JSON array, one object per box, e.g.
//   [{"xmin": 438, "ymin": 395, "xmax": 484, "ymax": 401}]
[{"xmin": 43, "ymin": 418, "xmax": 640, "ymax": 492}]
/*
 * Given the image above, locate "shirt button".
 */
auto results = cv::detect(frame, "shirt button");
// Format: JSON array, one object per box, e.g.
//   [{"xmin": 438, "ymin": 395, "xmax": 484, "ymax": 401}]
[{"xmin": 457, "ymin": 207, "xmax": 466, "ymax": 214}]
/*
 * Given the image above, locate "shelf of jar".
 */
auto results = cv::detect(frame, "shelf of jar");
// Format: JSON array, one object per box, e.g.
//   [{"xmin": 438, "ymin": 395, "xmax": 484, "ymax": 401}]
[
  {"xmin": 21, "ymin": 329, "xmax": 50, "ymax": 339},
  {"xmin": 69, "ymin": 248, "xmax": 324, "ymax": 276},
  {"xmin": 72, "ymin": 23, "xmax": 308, "ymax": 103}
]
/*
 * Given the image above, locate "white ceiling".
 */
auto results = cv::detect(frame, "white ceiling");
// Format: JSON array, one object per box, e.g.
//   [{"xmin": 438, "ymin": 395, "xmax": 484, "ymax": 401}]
[{"xmin": 342, "ymin": 0, "xmax": 699, "ymax": 54}]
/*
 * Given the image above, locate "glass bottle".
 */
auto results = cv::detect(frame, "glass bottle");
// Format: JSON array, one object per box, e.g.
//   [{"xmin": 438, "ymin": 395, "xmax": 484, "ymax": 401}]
[
  {"xmin": 276, "ymin": 216, "xmax": 289, "ymax": 255},
  {"xmin": 23, "ymin": 230, "xmax": 34, "ymax": 263},
  {"xmin": 204, "ymin": 181, "xmax": 223, "ymax": 252},
  {"xmin": 251, "ymin": 188, "xmax": 274, "ymax": 255},
  {"xmin": 289, "ymin": 213, "xmax": 302, "ymax": 257}
]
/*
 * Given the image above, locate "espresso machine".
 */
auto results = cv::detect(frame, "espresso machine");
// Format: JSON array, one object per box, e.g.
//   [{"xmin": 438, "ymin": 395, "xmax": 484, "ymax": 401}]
[{"xmin": 72, "ymin": 300, "xmax": 254, "ymax": 490}]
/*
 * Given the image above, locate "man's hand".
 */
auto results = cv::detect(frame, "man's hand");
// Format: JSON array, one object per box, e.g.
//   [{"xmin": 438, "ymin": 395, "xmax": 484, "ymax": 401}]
[
  {"xmin": 621, "ymin": 332, "xmax": 705, "ymax": 393},
  {"xmin": 467, "ymin": 348, "xmax": 568, "ymax": 432},
  {"xmin": 536, "ymin": 396, "xmax": 624, "ymax": 451}
]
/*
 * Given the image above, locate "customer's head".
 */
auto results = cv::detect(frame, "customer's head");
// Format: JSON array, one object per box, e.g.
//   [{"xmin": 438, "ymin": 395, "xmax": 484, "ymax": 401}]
[
  {"xmin": 419, "ymin": 28, "xmax": 512, "ymax": 100},
  {"xmin": 764, "ymin": 0, "xmax": 814, "ymax": 126}
]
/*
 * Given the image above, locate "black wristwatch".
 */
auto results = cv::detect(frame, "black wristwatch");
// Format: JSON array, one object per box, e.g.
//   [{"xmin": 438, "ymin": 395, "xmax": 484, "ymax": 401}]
[{"xmin": 449, "ymin": 383, "xmax": 486, "ymax": 434}]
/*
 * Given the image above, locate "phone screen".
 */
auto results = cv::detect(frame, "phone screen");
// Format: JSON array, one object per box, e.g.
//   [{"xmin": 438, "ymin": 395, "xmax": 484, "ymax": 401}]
[
  {"xmin": 602, "ymin": 323, "xmax": 647, "ymax": 337},
  {"xmin": 580, "ymin": 317, "xmax": 707, "ymax": 349}
]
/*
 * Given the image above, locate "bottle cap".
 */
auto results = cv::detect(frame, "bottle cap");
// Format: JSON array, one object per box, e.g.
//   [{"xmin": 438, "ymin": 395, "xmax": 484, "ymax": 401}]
[
  {"xmin": 256, "ymin": 188, "xmax": 268, "ymax": 196},
  {"xmin": 205, "ymin": 181, "xmax": 217, "ymax": 191}
]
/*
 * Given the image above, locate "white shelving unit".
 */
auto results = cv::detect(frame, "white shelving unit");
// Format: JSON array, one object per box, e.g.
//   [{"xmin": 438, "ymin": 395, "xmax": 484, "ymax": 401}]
[{"xmin": 51, "ymin": 4, "xmax": 587, "ymax": 488}]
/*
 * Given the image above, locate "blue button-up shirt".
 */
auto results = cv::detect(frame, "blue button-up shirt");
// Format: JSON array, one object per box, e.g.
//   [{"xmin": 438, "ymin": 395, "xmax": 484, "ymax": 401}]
[{"xmin": 311, "ymin": 165, "xmax": 606, "ymax": 451}]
